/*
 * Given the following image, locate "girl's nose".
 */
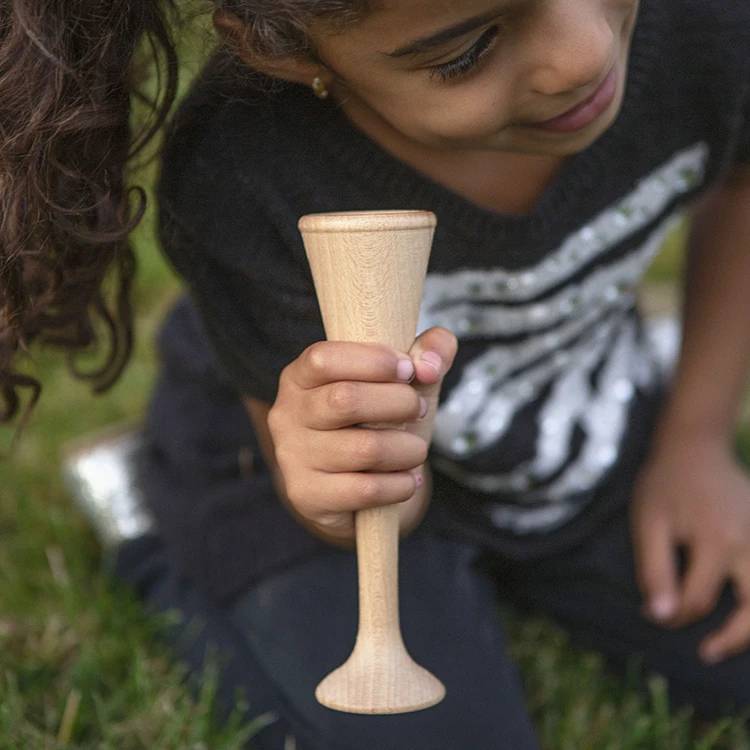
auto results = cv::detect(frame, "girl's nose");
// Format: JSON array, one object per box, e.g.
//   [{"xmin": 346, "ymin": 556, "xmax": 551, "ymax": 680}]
[{"xmin": 525, "ymin": 0, "xmax": 615, "ymax": 99}]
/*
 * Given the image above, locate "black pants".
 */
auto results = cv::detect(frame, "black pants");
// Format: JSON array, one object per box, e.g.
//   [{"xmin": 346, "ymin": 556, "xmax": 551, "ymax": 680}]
[
  {"xmin": 116, "ymin": 492, "xmax": 750, "ymax": 750},
  {"xmin": 116, "ymin": 297, "xmax": 750, "ymax": 749}
]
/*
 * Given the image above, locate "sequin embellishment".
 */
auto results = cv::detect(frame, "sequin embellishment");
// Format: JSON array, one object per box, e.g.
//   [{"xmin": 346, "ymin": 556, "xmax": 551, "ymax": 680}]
[{"xmin": 417, "ymin": 142, "xmax": 708, "ymax": 534}]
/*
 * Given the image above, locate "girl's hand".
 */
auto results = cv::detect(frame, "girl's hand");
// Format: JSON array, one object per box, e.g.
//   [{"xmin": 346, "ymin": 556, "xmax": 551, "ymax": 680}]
[
  {"xmin": 630, "ymin": 432, "xmax": 750, "ymax": 664},
  {"xmin": 267, "ymin": 327, "xmax": 458, "ymax": 547}
]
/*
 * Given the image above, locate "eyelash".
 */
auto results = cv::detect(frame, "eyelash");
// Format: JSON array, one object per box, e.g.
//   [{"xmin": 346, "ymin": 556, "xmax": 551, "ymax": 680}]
[{"xmin": 429, "ymin": 25, "xmax": 501, "ymax": 82}]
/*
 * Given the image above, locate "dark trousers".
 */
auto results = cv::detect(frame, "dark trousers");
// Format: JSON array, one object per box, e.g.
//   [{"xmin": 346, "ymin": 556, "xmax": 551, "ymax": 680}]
[{"xmin": 115, "ymin": 494, "xmax": 750, "ymax": 750}]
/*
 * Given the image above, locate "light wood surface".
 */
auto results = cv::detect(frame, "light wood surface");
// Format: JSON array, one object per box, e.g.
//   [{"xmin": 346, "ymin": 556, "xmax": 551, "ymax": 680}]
[{"xmin": 298, "ymin": 210, "xmax": 446, "ymax": 714}]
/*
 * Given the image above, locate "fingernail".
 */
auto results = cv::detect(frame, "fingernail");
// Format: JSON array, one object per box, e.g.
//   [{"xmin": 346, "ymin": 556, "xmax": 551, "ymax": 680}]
[
  {"xmin": 420, "ymin": 351, "xmax": 442, "ymax": 374},
  {"xmin": 650, "ymin": 594, "xmax": 676, "ymax": 621},
  {"xmin": 701, "ymin": 646, "xmax": 722, "ymax": 664},
  {"xmin": 701, "ymin": 644, "xmax": 722, "ymax": 664},
  {"xmin": 397, "ymin": 359, "xmax": 415, "ymax": 382},
  {"xmin": 418, "ymin": 397, "xmax": 428, "ymax": 419}
]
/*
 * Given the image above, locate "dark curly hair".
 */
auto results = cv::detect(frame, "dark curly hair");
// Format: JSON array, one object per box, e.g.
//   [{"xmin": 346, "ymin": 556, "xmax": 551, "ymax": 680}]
[{"xmin": 0, "ymin": 0, "xmax": 370, "ymax": 432}]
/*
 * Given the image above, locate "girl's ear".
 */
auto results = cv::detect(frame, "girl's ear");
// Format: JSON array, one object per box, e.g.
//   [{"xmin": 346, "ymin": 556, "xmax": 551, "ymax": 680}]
[{"xmin": 212, "ymin": 8, "xmax": 330, "ymax": 88}]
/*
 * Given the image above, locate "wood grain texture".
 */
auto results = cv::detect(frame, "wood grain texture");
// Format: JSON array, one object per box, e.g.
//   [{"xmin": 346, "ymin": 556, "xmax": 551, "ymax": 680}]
[{"xmin": 298, "ymin": 210, "xmax": 446, "ymax": 714}]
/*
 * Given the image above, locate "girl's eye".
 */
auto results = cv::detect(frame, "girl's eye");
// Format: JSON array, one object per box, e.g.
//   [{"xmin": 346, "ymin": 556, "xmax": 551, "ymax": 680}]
[{"xmin": 429, "ymin": 25, "xmax": 501, "ymax": 83}]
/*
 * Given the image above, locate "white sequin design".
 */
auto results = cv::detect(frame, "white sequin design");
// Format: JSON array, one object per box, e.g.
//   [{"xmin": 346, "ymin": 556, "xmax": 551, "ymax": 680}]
[{"xmin": 419, "ymin": 143, "xmax": 708, "ymax": 534}]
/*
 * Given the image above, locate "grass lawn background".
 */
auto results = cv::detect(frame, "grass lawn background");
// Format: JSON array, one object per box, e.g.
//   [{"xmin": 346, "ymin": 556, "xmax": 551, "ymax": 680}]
[{"xmin": 2, "ymin": 9, "xmax": 750, "ymax": 748}]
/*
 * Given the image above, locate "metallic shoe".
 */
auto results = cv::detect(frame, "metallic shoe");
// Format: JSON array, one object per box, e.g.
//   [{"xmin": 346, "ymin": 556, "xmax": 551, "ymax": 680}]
[{"xmin": 61, "ymin": 425, "xmax": 156, "ymax": 556}]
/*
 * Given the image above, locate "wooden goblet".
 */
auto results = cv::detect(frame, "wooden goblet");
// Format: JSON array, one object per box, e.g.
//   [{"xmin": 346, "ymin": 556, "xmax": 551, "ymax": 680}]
[{"xmin": 297, "ymin": 210, "xmax": 446, "ymax": 715}]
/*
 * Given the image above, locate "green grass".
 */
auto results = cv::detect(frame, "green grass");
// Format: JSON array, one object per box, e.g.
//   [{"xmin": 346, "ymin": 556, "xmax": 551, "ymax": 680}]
[
  {"xmin": 3, "ymin": 16, "xmax": 750, "ymax": 749},
  {"xmin": 6, "ymin": 197, "xmax": 750, "ymax": 750}
]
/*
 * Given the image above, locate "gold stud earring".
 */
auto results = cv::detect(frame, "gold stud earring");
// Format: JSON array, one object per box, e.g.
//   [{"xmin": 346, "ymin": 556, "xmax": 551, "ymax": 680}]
[{"xmin": 312, "ymin": 76, "xmax": 329, "ymax": 99}]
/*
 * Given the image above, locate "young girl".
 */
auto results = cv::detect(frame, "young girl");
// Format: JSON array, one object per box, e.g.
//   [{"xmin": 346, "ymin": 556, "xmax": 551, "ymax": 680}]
[{"xmin": 5, "ymin": 0, "xmax": 750, "ymax": 747}]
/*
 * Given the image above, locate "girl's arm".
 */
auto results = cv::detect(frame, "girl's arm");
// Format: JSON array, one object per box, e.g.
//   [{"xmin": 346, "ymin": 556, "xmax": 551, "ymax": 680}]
[
  {"xmin": 650, "ymin": 163, "xmax": 750, "ymax": 449},
  {"xmin": 630, "ymin": 162, "xmax": 750, "ymax": 663}
]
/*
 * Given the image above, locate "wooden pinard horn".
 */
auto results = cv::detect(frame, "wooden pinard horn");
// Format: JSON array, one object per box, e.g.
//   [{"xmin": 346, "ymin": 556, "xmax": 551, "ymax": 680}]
[{"xmin": 297, "ymin": 210, "xmax": 446, "ymax": 715}]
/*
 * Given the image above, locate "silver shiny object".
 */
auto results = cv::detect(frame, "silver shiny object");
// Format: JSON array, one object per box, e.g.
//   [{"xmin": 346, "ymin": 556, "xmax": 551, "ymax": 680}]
[
  {"xmin": 62, "ymin": 428, "xmax": 156, "ymax": 550},
  {"xmin": 431, "ymin": 215, "xmax": 682, "ymax": 460},
  {"xmin": 420, "ymin": 211, "xmax": 683, "ymax": 337},
  {"xmin": 432, "ymin": 314, "xmax": 682, "ymax": 534}
]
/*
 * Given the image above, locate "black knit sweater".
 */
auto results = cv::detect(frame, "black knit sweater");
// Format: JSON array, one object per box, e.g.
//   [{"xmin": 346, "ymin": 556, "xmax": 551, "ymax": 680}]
[{"xmin": 149, "ymin": 0, "xmax": 750, "ymax": 603}]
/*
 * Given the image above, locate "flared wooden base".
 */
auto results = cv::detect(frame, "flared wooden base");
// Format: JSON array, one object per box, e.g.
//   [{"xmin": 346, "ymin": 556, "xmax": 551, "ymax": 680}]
[{"xmin": 315, "ymin": 642, "xmax": 446, "ymax": 715}]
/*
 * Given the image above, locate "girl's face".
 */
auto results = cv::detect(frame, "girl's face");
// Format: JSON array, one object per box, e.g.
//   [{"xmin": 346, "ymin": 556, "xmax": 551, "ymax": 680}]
[{"xmin": 313, "ymin": 0, "xmax": 641, "ymax": 156}]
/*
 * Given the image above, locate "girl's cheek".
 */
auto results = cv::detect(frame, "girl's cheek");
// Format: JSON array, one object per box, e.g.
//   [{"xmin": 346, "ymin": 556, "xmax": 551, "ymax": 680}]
[{"xmin": 415, "ymin": 83, "xmax": 516, "ymax": 146}]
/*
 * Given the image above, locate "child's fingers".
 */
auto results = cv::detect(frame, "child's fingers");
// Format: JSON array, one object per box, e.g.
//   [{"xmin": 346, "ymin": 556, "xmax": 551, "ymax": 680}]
[
  {"xmin": 632, "ymin": 510, "xmax": 680, "ymax": 623},
  {"xmin": 308, "ymin": 512, "xmax": 356, "ymax": 548},
  {"xmin": 286, "ymin": 468, "xmax": 422, "ymax": 517},
  {"xmin": 668, "ymin": 542, "xmax": 726, "ymax": 627},
  {"xmin": 305, "ymin": 381, "xmax": 425, "ymax": 430},
  {"xmin": 408, "ymin": 326, "xmax": 459, "ymax": 385},
  {"xmin": 288, "ymin": 341, "xmax": 416, "ymax": 390},
  {"xmin": 306, "ymin": 427, "xmax": 428, "ymax": 473},
  {"xmin": 700, "ymin": 573, "xmax": 750, "ymax": 663}
]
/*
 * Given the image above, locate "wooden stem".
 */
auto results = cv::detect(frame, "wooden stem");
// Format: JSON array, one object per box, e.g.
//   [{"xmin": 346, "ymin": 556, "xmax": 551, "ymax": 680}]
[{"xmin": 354, "ymin": 505, "xmax": 401, "ymax": 646}]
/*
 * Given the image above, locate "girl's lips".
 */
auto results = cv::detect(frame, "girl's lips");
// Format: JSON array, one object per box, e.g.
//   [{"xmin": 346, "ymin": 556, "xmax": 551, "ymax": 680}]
[{"xmin": 523, "ymin": 66, "xmax": 618, "ymax": 134}]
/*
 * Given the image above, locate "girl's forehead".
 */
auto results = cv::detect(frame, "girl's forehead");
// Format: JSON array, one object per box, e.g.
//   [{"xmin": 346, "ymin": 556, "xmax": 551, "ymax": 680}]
[
  {"xmin": 375, "ymin": 0, "xmax": 502, "ymax": 13},
  {"xmin": 374, "ymin": 0, "xmax": 458, "ymax": 13},
  {"xmin": 370, "ymin": 0, "xmax": 503, "ymax": 23},
  {"xmin": 339, "ymin": 0, "xmax": 510, "ymax": 50}
]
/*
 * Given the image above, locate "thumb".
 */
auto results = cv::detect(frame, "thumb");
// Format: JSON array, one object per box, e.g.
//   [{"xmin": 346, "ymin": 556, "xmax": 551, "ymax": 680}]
[
  {"xmin": 408, "ymin": 327, "xmax": 459, "ymax": 386},
  {"xmin": 631, "ymin": 506, "xmax": 680, "ymax": 623}
]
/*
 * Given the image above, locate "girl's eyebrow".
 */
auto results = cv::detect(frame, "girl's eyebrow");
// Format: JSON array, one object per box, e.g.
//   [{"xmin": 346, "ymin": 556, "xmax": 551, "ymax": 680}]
[{"xmin": 383, "ymin": 3, "xmax": 510, "ymax": 58}]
